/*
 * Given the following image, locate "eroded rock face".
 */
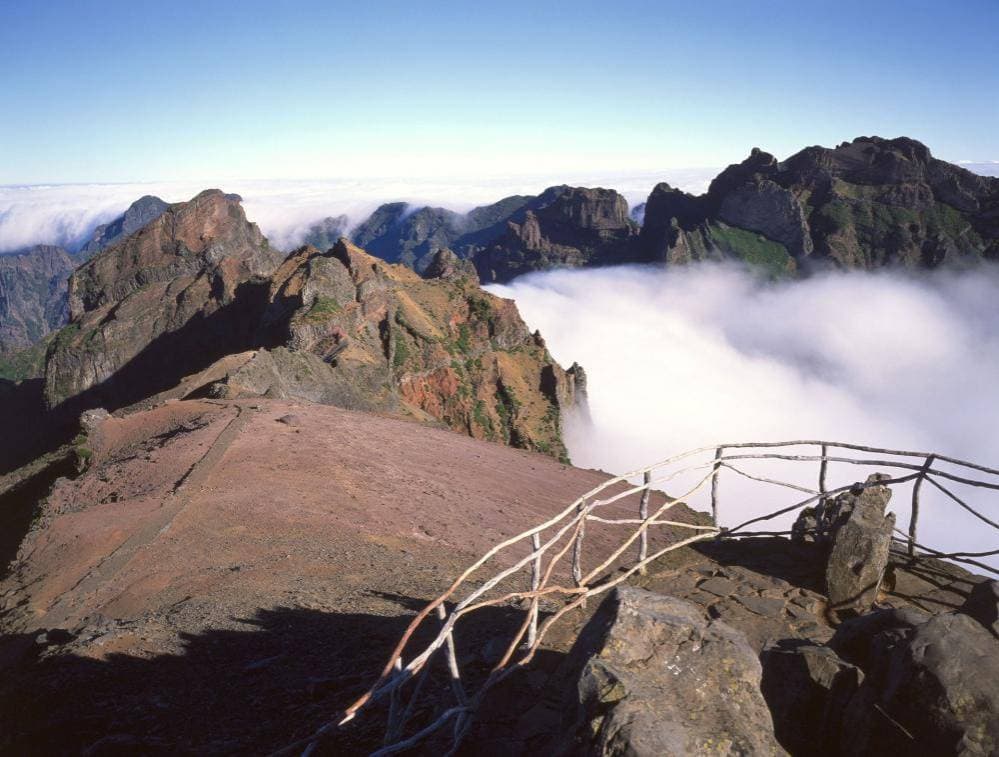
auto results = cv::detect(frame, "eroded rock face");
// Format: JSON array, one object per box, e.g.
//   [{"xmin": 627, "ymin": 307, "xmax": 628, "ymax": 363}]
[
  {"xmin": 43, "ymin": 190, "xmax": 283, "ymax": 410},
  {"xmin": 35, "ymin": 191, "xmax": 582, "ymax": 461},
  {"xmin": 421, "ymin": 247, "xmax": 479, "ymax": 283},
  {"xmin": 561, "ymin": 587, "xmax": 786, "ymax": 756},
  {"xmin": 473, "ymin": 186, "xmax": 639, "ymax": 282},
  {"xmin": 0, "ymin": 246, "xmax": 75, "ymax": 372},
  {"xmin": 213, "ymin": 240, "xmax": 580, "ymax": 459},
  {"xmin": 346, "ymin": 187, "xmax": 641, "ymax": 282},
  {"xmin": 641, "ymin": 136, "xmax": 999, "ymax": 274}
]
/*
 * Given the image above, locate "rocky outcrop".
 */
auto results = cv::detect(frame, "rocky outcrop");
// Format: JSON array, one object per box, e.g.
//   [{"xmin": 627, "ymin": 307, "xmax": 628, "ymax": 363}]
[
  {"xmin": 347, "ymin": 187, "xmax": 641, "ymax": 282},
  {"xmin": 793, "ymin": 474, "xmax": 895, "ymax": 621},
  {"xmin": 1, "ymin": 197, "xmax": 168, "ymax": 381},
  {"xmin": 641, "ymin": 136, "xmax": 999, "ymax": 274},
  {"xmin": 219, "ymin": 240, "xmax": 578, "ymax": 459},
  {"xmin": 43, "ymin": 190, "xmax": 283, "ymax": 410},
  {"xmin": 421, "ymin": 247, "xmax": 479, "ymax": 282},
  {"xmin": 78, "ymin": 195, "xmax": 169, "ymax": 259},
  {"xmin": 561, "ymin": 587, "xmax": 786, "ymax": 756},
  {"xmin": 0, "ymin": 246, "xmax": 75, "ymax": 379},
  {"xmin": 37, "ymin": 190, "xmax": 582, "ymax": 459},
  {"xmin": 472, "ymin": 186, "xmax": 640, "ymax": 282},
  {"xmin": 830, "ymin": 608, "xmax": 999, "ymax": 755}
]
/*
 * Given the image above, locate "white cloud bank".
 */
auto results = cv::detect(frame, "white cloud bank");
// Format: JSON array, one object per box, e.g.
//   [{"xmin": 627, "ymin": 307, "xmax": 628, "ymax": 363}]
[
  {"xmin": 0, "ymin": 169, "xmax": 718, "ymax": 254},
  {"xmin": 488, "ymin": 264, "xmax": 999, "ymax": 562}
]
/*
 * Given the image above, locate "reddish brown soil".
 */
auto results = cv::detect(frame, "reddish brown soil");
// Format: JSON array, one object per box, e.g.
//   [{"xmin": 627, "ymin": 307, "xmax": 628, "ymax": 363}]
[
  {"xmin": 0, "ymin": 399, "xmax": 981, "ymax": 755},
  {"xmin": 0, "ymin": 398, "xmax": 680, "ymax": 754}
]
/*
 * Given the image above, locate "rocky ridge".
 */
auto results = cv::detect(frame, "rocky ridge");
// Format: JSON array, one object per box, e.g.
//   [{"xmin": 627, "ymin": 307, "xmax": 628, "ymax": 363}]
[
  {"xmin": 640, "ymin": 136, "xmax": 999, "ymax": 275},
  {"xmin": 44, "ymin": 189, "xmax": 284, "ymax": 411},
  {"xmin": 348, "ymin": 186, "xmax": 639, "ymax": 281},
  {"xmin": 37, "ymin": 190, "xmax": 582, "ymax": 460}
]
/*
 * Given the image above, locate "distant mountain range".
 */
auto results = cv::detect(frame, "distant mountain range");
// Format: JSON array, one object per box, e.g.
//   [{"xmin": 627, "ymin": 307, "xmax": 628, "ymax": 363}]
[{"xmin": 2, "ymin": 136, "xmax": 998, "ymax": 383}]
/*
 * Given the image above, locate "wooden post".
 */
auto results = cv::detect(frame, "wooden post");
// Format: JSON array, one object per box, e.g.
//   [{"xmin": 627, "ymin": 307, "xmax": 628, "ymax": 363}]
[
  {"xmin": 908, "ymin": 454, "xmax": 936, "ymax": 557},
  {"xmin": 638, "ymin": 471, "xmax": 651, "ymax": 574},
  {"xmin": 527, "ymin": 532, "xmax": 541, "ymax": 647},
  {"xmin": 572, "ymin": 501, "xmax": 586, "ymax": 587},
  {"xmin": 437, "ymin": 604, "xmax": 467, "ymax": 705},
  {"xmin": 819, "ymin": 443, "xmax": 829, "ymax": 495},
  {"xmin": 710, "ymin": 447, "xmax": 723, "ymax": 526}
]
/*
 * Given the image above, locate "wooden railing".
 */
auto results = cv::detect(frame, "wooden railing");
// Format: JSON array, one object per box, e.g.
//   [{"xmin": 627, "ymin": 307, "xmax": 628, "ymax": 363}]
[{"xmin": 283, "ymin": 441, "xmax": 999, "ymax": 756}]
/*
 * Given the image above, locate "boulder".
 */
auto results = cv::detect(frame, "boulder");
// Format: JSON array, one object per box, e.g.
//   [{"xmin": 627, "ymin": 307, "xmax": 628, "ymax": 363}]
[
  {"xmin": 839, "ymin": 611, "xmax": 999, "ymax": 755},
  {"xmin": 960, "ymin": 579, "xmax": 999, "ymax": 637},
  {"xmin": 561, "ymin": 586, "xmax": 786, "ymax": 756},
  {"xmin": 421, "ymin": 248, "xmax": 479, "ymax": 283},
  {"xmin": 793, "ymin": 474, "xmax": 896, "ymax": 621},
  {"xmin": 761, "ymin": 640, "xmax": 863, "ymax": 755}
]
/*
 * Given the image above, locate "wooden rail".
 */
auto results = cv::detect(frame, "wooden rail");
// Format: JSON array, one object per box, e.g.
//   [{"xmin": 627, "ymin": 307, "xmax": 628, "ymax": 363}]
[{"xmin": 282, "ymin": 440, "xmax": 999, "ymax": 756}]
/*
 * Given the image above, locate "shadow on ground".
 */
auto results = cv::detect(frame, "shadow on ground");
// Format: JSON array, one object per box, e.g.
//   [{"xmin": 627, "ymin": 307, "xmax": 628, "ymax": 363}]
[{"xmin": 0, "ymin": 598, "xmax": 564, "ymax": 756}]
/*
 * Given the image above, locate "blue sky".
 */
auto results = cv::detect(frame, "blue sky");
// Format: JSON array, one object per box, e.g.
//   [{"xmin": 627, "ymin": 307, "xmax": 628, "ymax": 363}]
[{"xmin": 1, "ymin": 0, "xmax": 997, "ymax": 183}]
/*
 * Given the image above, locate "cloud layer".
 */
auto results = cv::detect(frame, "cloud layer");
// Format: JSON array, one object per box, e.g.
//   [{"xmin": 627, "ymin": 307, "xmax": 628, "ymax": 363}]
[
  {"xmin": 488, "ymin": 263, "xmax": 999, "ymax": 560},
  {"xmin": 0, "ymin": 169, "xmax": 718, "ymax": 254}
]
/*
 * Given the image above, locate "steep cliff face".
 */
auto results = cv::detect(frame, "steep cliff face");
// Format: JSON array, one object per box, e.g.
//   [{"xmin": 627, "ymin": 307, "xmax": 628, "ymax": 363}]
[
  {"xmin": 641, "ymin": 137, "xmax": 999, "ymax": 274},
  {"xmin": 472, "ymin": 186, "xmax": 639, "ymax": 282},
  {"xmin": 43, "ymin": 190, "xmax": 284, "ymax": 409},
  {"xmin": 0, "ymin": 246, "xmax": 75, "ymax": 379},
  {"xmin": 78, "ymin": 195, "xmax": 169, "ymax": 259},
  {"xmin": 39, "ymin": 194, "xmax": 581, "ymax": 460},
  {"xmin": 213, "ymin": 241, "xmax": 580, "ymax": 460},
  {"xmin": 347, "ymin": 187, "xmax": 639, "ymax": 282}
]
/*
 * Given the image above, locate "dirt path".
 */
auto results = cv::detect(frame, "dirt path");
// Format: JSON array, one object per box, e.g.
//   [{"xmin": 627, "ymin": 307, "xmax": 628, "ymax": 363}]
[{"xmin": 43, "ymin": 404, "xmax": 251, "ymax": 627}]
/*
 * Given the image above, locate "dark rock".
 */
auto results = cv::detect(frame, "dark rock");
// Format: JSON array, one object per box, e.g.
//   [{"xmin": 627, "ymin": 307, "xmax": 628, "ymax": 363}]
[
  {"xmin": 823, "ymin": 476, "xmax": 895, "ymax": 621},
  {"xmin": 761, "ymin": 639, "xmax": 863, "ymax": 755},
  {"xmin": 828, "ymin": 607, "xmax": 930, "ymax": 669},
  {"xmin": 840, "ymin": 611, "xmax": 999, "ymax": 755},
  {"xmin": 561, "ymin": 587, "xmax": 786, "ymax": 756},
  {"xmin": 960, "ymin": 579, "xmax": 999, "ymax": 637},
  {"xmin": 421, "ymin": 248, "xmax": 478, "ymax": 282},
  {"xmin": 350, "ymin": 202, "xmax": 465, "ymax": 271},
  {"xmin": 349, "ymin": 187, "xmax": 641, "ymax": 282},
  {"xmin": 737, "ymin": 594, "xmax": 787, "ymax": 616},
  {"xmin": 793, "ymin": 474, "xmax": 896, "ymax": 621}
]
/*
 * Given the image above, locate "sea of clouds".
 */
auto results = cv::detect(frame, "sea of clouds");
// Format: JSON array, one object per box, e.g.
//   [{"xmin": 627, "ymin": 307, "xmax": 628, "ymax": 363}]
[
  {"xmin": 0, "ymin": 168, "xmax": 718, "ymax": 254},
  {"xmin": 488, "ymin": 263, "xmax": 999, "ymax": 562}
]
